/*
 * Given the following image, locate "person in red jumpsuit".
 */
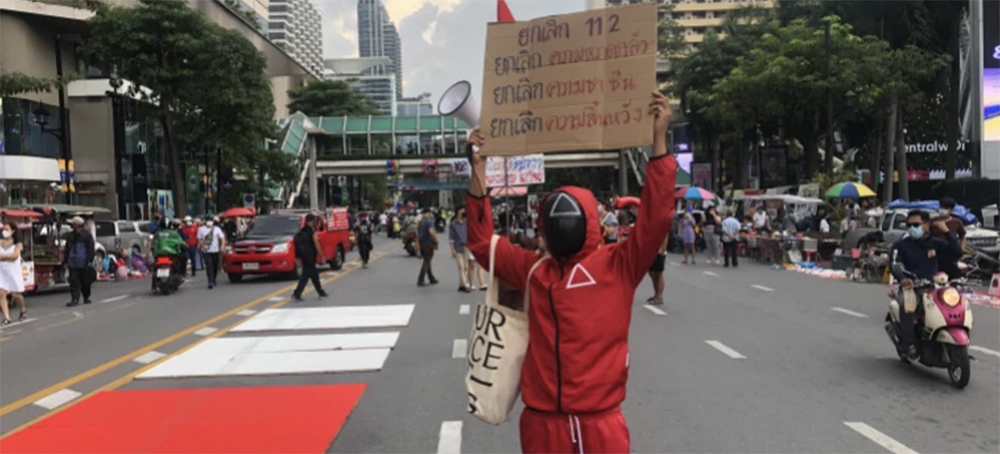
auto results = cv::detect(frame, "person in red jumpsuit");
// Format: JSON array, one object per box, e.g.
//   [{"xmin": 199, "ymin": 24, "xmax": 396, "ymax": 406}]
[{"xmin": 466, "ymin": 92, "xmax": 677, "ymax": 454}]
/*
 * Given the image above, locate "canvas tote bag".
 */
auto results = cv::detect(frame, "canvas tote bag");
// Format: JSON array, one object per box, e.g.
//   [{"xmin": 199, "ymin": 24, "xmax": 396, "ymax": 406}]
[{"xmin": 465, "ymin": 234, "xmax": 546, "ymax": 425}]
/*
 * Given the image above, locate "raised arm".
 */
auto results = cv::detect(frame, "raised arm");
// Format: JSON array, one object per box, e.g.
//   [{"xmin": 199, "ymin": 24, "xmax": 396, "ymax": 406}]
[
  {"xmin": 466, "ymin": 130, "xmax": 542, "ymax": 291},
  {"xmin": 617, "ymin": 92, "xmax": 677, "ymax": 286}
]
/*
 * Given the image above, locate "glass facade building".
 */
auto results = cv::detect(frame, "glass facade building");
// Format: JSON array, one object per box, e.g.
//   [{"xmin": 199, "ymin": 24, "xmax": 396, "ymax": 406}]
[
  {"xmin": 0, "ymin": 98, "xmax": 64, "ymax": 206},
  {"xmin": 357, "ymin": 0, "xmax": 403, "ymax": 98}
]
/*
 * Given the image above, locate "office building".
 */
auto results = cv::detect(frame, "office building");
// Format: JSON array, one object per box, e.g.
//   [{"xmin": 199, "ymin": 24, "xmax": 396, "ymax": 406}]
[
  {"xmin": 357, "ymin": 0, "xmax": 403, "ymax": 98},
  {"xmin": 586, "ymin": 0, "xmax": 774, "ymax": 48},
  {"xmin": 229, "ymin": 0, "xmax": 268, "ymax": 30},
  {"xmin": 397, "ymin": 96, "xmax": 434, "ymax": 117},
  {"xmin": 268, "ymin": 0, "xmax": 323, "ymax": 76},
  {"xmin": 324, "ymin": 57, "xmax": 397, "ymax": 116}
]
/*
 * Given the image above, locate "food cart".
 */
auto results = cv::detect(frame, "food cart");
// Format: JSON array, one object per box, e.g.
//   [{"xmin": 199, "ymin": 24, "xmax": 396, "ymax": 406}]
[
  {"xmin": 0, "ymin": 209, "xmax": 41, "ymax": 294},
  {"xmin": 10, "ymin": 204, "xmax": 112, "ymax": 292}
]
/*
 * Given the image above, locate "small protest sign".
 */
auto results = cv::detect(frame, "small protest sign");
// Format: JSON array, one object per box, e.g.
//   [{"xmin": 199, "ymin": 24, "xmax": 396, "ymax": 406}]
[{"xmin": 479, "ymin": 2, "xmax": 658, "ymax": 156}]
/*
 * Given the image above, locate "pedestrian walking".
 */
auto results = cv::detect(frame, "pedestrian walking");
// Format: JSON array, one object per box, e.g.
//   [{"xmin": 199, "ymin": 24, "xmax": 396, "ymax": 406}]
[
  {"xmin": 199, "ymin": 217, "xmax": 226, "ymax": 289},
  {"xmin": 449, "ymin": 206, "xmax": 471, "ymax": 292},
  {"xmin": 721, "ymin": 211, "xmax": 741, "ymax": 268},
  {"xmin": 0, "ymin": 222, "xmax": 27, "ymax": 324},
  {"xmin": 681, "ymin": 207, "xmax": 697, "ymax": 264},
  {"xmin": 64, "ymin": 216, "xmax": 95, "ymax": 306},
  {"xmin": 292, "ymin": 214, "xmax": 328, "ymax": 301},
  {"xmin": 417, "ymin": 208, "xmax": 438, "ymax": 287},
  {"xmin": 354, "ymin": 212, "xmax": 374, "ymax": 268},
  {"xmin": 379, "ymin": 212, "xmax": 388, "ymax": 234},
  {"xmin": 704, "ymin": 206, "xmax": 722, "ymax": 265},
  {"xmin": 180, "ymin": 216, "xmax": 201, "ymax": 277}
]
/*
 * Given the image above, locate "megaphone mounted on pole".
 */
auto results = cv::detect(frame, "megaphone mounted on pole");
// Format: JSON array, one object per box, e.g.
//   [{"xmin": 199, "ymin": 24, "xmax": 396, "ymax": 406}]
[{"xmin": 437, "ymin": 80, "xmax": 480, "ymax": 152}]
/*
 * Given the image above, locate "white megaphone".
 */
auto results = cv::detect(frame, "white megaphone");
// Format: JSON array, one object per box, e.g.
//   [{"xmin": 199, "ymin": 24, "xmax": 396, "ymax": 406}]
[{"xmin": 438, "ymin": 80, "xmax": 480, "ymax": 152}]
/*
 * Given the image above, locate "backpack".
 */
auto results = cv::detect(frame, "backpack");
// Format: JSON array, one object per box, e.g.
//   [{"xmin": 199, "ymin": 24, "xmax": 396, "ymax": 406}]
[
  {"xmin": 67, "ymin": 238, "xmax": 88, "ymax": 269},
  {"xmin": 294, "ymin": 228, "xmax": 312, "ymax": 258}
]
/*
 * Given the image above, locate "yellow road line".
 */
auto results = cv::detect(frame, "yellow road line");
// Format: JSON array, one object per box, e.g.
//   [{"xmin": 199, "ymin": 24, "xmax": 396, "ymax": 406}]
[
  {"xmin": 0, "ymin": 248, "xmax": 388, "ymax": 419},
  {"xmin": 0, "ymin": 250, "xmax": 389, "ymax": 438}
]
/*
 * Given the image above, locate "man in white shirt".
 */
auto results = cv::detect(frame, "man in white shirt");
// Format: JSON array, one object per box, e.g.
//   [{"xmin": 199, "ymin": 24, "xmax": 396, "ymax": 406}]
[
  {"xmin": 820, "ymin": 213, "xmax": 832, "ymax": 233},
  {"xmin": 198, "ymin": 217, "xmax": 226, "ymax": 289},
  {"xmin": 753, "ymin": 208, "xmax": 769, "ymax": 234},
  {"xmin": 379, "ymin": 212, "xmax": 388, "ymax": 234}
]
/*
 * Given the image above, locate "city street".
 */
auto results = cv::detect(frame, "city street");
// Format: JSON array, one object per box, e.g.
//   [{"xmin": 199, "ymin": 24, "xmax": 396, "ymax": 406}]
[{"xmin": 0, "ymin": 236, "xmax": 997, "ymax": 453}]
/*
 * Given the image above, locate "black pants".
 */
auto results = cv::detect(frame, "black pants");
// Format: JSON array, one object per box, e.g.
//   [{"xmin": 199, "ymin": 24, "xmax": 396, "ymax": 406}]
[
  {"xmin": 204, "ymin": 252, "xmax": 220, "ymax": 285},
  {"xmin": 723, "ymin": 241, "xmax": 739, "ymax": 267},
  {"xmin": 418, "ymin": 244, "xmax": 437, "ymax": 284},
  {"xmin": 359, "ymin": 240, "xmax": 372, "ymax": 264},
  {"xmin": 69, "ymin": 268, "xmax": 92, "ymax": 302},
  {"xmin": 896, "ymin": 289, "xmax": 925, "ymax": 346},
  {"xmin": 293, "ymin": 264, "xmax": 323, "ymax": 297}
]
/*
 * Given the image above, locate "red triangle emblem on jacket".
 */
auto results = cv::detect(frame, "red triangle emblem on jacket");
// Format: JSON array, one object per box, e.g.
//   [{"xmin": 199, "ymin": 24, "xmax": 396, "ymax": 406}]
[{"xmin": 566, "ymin": 263, "xmax": 596, "ymax": 289}]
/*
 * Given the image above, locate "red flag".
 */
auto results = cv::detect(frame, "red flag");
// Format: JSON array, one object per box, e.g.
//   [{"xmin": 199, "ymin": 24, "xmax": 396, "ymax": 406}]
[{"xmin": 497, "ymin": 0, "xmax": 515, "ymax": 22}]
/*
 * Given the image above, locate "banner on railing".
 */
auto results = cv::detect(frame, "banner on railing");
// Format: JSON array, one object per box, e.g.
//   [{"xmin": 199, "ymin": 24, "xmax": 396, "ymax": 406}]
[{"xmin": 485, "ymin": 154, "xmax": 545, "ymax": 188}]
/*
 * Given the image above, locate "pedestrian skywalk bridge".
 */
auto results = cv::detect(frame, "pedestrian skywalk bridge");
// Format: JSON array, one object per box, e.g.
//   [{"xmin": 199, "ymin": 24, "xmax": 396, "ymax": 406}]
[{"xmin": 136, "ymin": 304, "xmax": 414, "ymax": 379}]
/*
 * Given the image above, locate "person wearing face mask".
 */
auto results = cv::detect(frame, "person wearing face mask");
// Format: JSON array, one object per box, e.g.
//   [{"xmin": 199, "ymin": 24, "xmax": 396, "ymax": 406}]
[
  {"xmin": 180, "ymin": 216, "xmax": 201, "ymax": 277},
  {"xmin": 466, "ymin": 92, "xmax": 676, "ymax": 454},
  {"xmin": 932, "ymin": 197, "xmax": 966, "ymax": 279},
  {"xmin": 0, "ymin": 222, "xmax": 27, "ymax": 325},
  {"xmin": 890, "ymin": 210, "xmax": 962, "ymax": 359},
  {"xmin": 354, "ymin": 211, "xmax": 374, "ymax": 268},
  {"xmin": 198, "ymin": 217, "xmax": 226, "ymax": 289}
]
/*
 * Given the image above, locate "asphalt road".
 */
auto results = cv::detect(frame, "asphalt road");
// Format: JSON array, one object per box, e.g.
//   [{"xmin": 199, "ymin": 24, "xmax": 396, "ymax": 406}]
[{"xmin": 1, "ymin": 234, "xmax": 997, "ymax": 453}]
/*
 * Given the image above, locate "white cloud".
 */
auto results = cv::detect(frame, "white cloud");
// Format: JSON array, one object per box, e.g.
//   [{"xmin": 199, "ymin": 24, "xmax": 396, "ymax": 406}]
[
  {"xmin": 421, "ymin": 19, "xmax": 437, "ymax": 44},
  {"xmin": 384, "ymin": 0, "xmax": 462, "ymax": 23},
  {"xmin": 331, "ymin": 16, "xmax": 357, "ymax": 51}
]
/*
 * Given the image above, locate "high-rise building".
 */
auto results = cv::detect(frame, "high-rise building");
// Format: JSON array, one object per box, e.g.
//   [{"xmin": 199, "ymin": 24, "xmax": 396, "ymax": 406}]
[
  {"xmin": 268, "ymin": 0, "xmax": 323, "ymax": 76},
  {"xmin": 230, "ymin": 0, "xmax": 269, "ymax": 30},
  {"xmin": 324, "ymin": 58, "xmax": 398, "ymax": 116},
  {"xmin": 357, "ymin": 0, "xmax": 403, "ymax": 99},
  {"xmin": 586, "ymin": 0, "xmax": 774, "ymax": 49}
]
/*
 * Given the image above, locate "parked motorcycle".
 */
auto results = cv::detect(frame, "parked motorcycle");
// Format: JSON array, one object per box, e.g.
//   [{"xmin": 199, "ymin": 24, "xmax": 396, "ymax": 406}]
[
  {"xmin": 153, "ymin": 255, "xmax": 184, "ymax": 295},
  {"xmin": 885, "ymin": 264, "xmax": 973, "ymax": 388},
  {"xmin": 403, "ymin": 232, "xmax": 419, "ymax": 257}
]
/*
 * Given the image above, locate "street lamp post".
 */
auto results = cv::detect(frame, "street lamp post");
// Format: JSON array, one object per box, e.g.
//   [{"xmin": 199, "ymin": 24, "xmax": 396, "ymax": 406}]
[
  {"xmin": 32, "ymin": 104, "xmax": 71, "ymax": 203},
  {"xmin": 824, "ymin": 21, "xmax": 834, "ymax": 173}
]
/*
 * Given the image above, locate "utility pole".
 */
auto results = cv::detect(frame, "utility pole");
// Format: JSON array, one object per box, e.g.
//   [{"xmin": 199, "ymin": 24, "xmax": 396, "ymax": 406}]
[{"xmin": 55, "ymin": 34, "xmax": 73, "ymax": 204}]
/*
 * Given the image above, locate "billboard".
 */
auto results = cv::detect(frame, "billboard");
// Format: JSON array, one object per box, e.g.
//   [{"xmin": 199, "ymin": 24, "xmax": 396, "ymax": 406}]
[{"xmin": 985, "ymin": 0, "xmax": 1000, "ymax": 141}]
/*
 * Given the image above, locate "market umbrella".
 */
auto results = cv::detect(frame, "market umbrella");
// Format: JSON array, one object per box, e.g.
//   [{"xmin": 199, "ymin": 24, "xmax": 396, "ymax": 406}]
[
  {"xmin": 222, "ymin": 207, "xmax": 253, "ymax": 218},
  {"xmin": 674, "ymin": 186, "xmax": 717, "ymax": 201},
  {"xmin": 825, "ymin": 182, "xmax": 876, "ymax": 199}
]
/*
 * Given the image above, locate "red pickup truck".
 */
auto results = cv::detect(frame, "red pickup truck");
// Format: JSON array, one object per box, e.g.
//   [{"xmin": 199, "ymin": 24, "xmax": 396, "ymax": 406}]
[{"xmin": 222, "ymin": 209, "xmax": 352, "ymax": 283}]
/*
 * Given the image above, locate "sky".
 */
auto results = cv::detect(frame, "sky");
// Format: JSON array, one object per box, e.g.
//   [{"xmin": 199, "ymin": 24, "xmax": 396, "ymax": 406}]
[{"xmin": 320, "ymin": 0, "xmax": 586, "ymax": 104}]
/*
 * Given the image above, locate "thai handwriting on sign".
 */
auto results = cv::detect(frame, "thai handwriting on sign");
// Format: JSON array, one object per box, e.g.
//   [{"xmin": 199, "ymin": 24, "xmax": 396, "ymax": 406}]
[
  {"xmin": 467, "ymin": 304, "xmax": 507, "ymax": 414},
  {"xmin": 489, "ymin": 100, "xmax": 642, "ymax": 138},
  {"xmin": 493, "ymin": 71, "xmax": 638, "ymax": 105},
  {"xmin": 484, "ymin": 155, "xmax": 545, "ymax": 187},
  {"xmin": 586, "ymin": 13, "xmax": 620, "ymax": 36},
  {"xmin": 493, "ymin": 34, "xmax": 650, "ymax": 76},
  {"xmin": 518, "ymin": 19, "xmax": 571, "ymax": 47}
]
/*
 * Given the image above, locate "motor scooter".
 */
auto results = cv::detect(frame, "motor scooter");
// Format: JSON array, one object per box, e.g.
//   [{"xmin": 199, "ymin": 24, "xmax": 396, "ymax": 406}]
[
  {"xmin": 153, "ymin": 255, "xmax": 184, "ymax": 295},
  {"xmin": 885, "ymin": 264, "xmax": 974, "ymax": 388}
]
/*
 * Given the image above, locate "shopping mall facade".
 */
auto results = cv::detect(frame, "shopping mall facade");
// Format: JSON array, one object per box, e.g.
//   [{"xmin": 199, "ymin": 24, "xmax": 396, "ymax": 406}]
[{"xmin": 0, "ymin": 0, "xmax": 315, "ymax": 218}]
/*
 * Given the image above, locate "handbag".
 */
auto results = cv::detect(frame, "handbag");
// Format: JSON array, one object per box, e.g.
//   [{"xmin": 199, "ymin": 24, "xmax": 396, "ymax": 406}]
[{"xmin": 465, "ymin": 234, "xmax": 546, "ymax": 425}]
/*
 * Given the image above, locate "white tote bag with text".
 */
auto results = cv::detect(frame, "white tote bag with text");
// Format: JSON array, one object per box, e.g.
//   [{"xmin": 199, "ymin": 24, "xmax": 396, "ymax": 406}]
[{"xmin": 465, "ymin": 234, "xmax": 545, "ymax": 425}]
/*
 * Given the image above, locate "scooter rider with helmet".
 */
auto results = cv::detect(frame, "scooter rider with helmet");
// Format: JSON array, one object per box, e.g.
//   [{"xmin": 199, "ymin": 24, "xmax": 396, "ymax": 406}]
[
  {"xmin": 150, "ymin": 219, "xmax": 187, "ymax": 291},
  {"xmin": 890, "ymin": 210, "xmax": 962, "ymax": 359}
]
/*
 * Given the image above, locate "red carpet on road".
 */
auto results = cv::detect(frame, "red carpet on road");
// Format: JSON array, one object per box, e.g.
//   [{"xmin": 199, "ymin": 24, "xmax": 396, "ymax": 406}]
[{"xmin": 0, "ymin": 383, "xmax": 366, "ymax": 454}]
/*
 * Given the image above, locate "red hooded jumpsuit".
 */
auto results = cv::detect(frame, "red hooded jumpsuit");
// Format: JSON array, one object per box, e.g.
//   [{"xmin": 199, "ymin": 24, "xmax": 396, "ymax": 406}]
[{"xmin": 467, "ymin": 154, "xmax": 678, "ymax": 454}]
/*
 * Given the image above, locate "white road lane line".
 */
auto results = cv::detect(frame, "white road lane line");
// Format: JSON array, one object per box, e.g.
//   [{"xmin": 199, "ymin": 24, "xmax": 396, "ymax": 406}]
[
  {"xmin": 268, "ymin": 296, "xmax": 285, "ymax": 302},
  {"xmin": 970, "ymin": 345, "xmax": 1000, "ymax": 359},
  {"xmin": 705, "ymin": 340, "xmax": 746, "ymax": 359},
  {"xmin": 703, "ymin": 271, "xmax": 719, "ymax": 277},
  {"xmin": 844, "ymin": 422, "xmax": 919, "ymax": 454},
  {"xmin": 99, "ymin": 294, "xmax": 130, "ymax": 304},
  {"xmin": 831, "ymin": 307, "xmax": 869, "ymax": 318},
  {"xmin": 236, "ymin": 309, "xmax": 257, "ymax": 317},
  {"xmin": 33, "ymin": 388, "xmax": 82, "ymax": 410},
  {"xmin": 437, "ymin": 421, "xmax": 463, "ymax": 454},
  {"xmin": 669, "ymin": 262, "xmax": 680, "ymax": 267},
  {"xmin": 193, "ymin": 326, "xmax": 218, "ymax": 336},
  {"xmin": 644, "ymin": 305, "xmax": 667, "ymax": 316},
  {"xmin": 133, "ymin": 351, "xmax": 166, "ymax": 364},
  {"xmin": 459, "ymin": 304, "xmax": 470, "ymax": 315},
  {"xmin": 751, "ymin": 284, "xmax": 774, "ymax": 292},
  {"xmin": 452, "ymin": 339, "xmax": 467, "ymax": 359},
  {"xmin": 72, "ymin": 311, "xmax": 84, "ymax": 318}
]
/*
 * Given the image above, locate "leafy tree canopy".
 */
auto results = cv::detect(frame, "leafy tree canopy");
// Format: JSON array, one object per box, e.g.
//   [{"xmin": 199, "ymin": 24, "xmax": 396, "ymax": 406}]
[{"xmin": 287, "ymin": 80, "xmax": 379, "ymax": 117}]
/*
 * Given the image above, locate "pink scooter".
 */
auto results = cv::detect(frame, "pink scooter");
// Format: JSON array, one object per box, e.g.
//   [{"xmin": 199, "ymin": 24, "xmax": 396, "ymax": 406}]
[{"xmin": 885, "ymin": 265, "xmax": 974, "ymax": 389}]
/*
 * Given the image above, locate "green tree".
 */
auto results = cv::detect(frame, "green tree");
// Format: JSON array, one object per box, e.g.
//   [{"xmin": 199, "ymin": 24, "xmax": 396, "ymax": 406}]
[
  {"xmin": 359, "ymin": 174, "xmax": 388, "ymax": 209},
  {"xmin": 80, "ymin": 0, "xmax": 276, "ymax": 215},
  {"xmin": 287, "ymin": 80, "xmax": 378, "ymax": 117},
  {"xmin": 656, "ymin": 3, "xmax": 686, "ymax": 62},
  {"xmin": 0, "ymin": 71, "xmax": 63, "ymax": 97}
]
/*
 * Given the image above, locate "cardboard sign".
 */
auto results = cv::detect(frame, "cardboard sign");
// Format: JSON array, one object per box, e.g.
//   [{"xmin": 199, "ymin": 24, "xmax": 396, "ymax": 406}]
[
  {"xmin": 328, "ymin": 207, "xmax": 350, "ymax": 231},
  {"xmin": 479, "ymin": 3, "xmax": 657, "ymax": 156},
  {"xmin": 485, "ymin": 155, "xmax": 545, "ymax": 187}
]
